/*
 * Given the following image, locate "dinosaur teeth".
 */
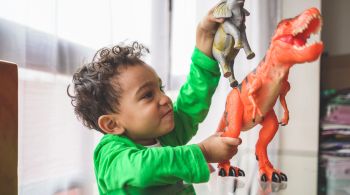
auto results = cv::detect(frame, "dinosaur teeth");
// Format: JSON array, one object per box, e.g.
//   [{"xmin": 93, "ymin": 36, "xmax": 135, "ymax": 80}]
[
  {"xmin": 293, "ymin": 45, "xmax": 305, "ymax": 50},
  {"xmin": 312, "ymin": 14, "xmax": 318, "ymax": 20},
  {"xmin": 293, "ymin": 39, "xmax": 321, "ymax": 50},
  {"xmin": 293, "ymin": 27, "xmax": 305, "ymax": 36},
  {"xmin": 316, "ymin": 18, "xmax": 323, "ymax": 33},
  {"xmin": 293, "ymin": 14, "xmax": 322, "ymax": 36},
  {"xmin": 306, "ymin": 19, "xmax": 311, "ymax": 26},
  {"xmin": 293, "ymin": 24, "xmax": 308, "ymax": 36}
]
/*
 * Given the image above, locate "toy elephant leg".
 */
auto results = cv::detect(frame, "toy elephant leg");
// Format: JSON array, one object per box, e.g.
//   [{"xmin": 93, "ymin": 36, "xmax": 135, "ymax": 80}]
[
  {"xmin": 229, "ymin": 76, "xmax": 238, "ymax": 88},
  {"xmin": 227, "ymin": 50, "xmax": 239, "ymax": 88},
  {"xmin": 218, "ymin": 88, "xmax": 245, "ymax": 177},
  {"xmin": 223, "ymin": 22, "xmax": 243, "ymax": 49},
  {"xmin": 241, "ymin": 30, "xmax": 255, "ymax": 59},
  {"xmin": 213, "ymin": 47, "xmax": 232, "ymax": 78},
  {"xmin": 255, "ymin": 111, "xmax": 287, "ymax": 182}
]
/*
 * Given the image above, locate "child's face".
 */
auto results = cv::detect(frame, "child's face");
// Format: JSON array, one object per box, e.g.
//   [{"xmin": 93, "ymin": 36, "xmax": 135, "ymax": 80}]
[{"xmin": 114, "ymin": 64, "xmax": 174, "ymax": 144}]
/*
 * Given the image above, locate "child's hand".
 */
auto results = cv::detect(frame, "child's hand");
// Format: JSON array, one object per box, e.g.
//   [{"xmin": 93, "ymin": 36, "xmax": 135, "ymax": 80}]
[
  {"xmin": 196, "ymin": 4, "xmax": 225, "ymax": 57},
  {"xmin": 198, "ymin": 133, "xmax": 242, "ymax": 163}
]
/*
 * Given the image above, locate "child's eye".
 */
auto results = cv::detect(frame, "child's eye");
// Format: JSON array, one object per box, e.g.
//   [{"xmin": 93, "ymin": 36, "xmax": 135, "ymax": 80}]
[{"xmin": 143, "ymin": 91, "xmax": 154, "ymax": 99}]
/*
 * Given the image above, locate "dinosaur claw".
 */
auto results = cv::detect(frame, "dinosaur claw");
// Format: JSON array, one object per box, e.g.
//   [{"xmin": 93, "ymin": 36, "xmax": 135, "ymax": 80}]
[
  {"xmin": 219, "ymin": 168, "xmax": 227, "ymax": 177},
  {"xmin": 261, "ymin": 174, "xmax": 267, "ymax": 182},
  {"xmin": 228, "ymin": 167, "xmax": 235, "ymax": 176},
  {"xmin": 272, "ymin": 172, "xmax": 281, "ymax": 183},
  {"xmin": 238, "ymin": 169, "xmax": 245, "ymax": 176},
  {"xmin": 280, "ymin": 172, "xmax": 288, "ymax": 181}
]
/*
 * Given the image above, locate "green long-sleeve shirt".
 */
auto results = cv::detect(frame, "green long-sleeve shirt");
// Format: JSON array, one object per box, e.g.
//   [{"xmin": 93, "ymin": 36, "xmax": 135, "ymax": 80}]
[{"xmin": 94, "ymin": 47, "xmax": 221, "ymax": 194}]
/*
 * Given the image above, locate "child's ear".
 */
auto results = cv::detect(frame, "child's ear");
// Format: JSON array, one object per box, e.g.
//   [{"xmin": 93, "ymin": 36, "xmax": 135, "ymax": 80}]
[{"xmin": 98, "ymin": 115, "xmax": 125, "ymax": 135}]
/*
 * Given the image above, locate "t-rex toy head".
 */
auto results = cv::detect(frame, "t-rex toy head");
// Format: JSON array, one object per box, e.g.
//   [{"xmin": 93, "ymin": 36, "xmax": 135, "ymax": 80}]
[{"xmin": 270, "ymin": 7, "xmax": 324, "ymax": 65}]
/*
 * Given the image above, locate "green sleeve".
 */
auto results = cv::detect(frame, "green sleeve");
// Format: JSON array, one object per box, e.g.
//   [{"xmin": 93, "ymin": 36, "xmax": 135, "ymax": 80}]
[
  {"xmin": 94, "ymin": 137, "xmax": 209, "ymax": 193},
  {"xmin": 160, "ymin": 47, "xmax": 221, "ymax": 146}
]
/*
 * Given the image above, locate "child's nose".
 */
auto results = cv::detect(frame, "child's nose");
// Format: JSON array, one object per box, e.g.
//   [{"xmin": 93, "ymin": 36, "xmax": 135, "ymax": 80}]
[{"xmin": 159, "ymin": 94, "xmax": 171, "ymax": 106}]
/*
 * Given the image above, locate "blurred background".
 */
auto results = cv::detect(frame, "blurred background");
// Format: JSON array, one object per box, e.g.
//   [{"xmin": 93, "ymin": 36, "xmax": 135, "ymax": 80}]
[{"xmin": 0, "ymin": 0, "xmax": 349, "ymax": 194}]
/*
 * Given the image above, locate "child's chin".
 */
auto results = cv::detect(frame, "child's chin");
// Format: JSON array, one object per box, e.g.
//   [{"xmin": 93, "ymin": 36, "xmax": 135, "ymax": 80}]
[{"xmin": 162, "ymin": 123, "xmax": 175, "ymax": 135}]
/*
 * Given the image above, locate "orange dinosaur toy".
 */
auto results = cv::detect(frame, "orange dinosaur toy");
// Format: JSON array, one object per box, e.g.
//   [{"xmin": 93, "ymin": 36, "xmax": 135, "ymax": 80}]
[{"xmin": 216, "ymin": 7, "xmax": 324, "ymax": 182}]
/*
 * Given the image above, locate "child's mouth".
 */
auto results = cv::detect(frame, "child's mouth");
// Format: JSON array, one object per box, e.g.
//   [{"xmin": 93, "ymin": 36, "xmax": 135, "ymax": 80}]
[{"xmin": 161, "ymin": 109, "xmax": 173, "ymax": 118}]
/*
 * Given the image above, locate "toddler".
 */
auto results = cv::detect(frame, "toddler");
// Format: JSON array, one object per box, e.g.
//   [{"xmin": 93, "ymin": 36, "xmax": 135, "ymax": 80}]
[{"xmin": 68, "ymin": 5, "xmax": 241, "ymax": 194}]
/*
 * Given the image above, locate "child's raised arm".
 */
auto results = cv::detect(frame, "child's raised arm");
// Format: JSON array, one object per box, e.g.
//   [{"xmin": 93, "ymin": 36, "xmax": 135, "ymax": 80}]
[{"xmin": 160, "ymin": 4, "xmax": 225, "ymax": 146}]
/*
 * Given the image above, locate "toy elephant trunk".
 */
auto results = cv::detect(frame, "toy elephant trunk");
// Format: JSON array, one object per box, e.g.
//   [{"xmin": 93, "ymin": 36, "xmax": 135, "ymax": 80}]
[{"xmin": 212, "ymin": 0, "xmax": 255, "ymax": 88}]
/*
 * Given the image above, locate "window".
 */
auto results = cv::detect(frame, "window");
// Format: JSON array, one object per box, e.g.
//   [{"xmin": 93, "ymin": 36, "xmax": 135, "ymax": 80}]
[{"xmin": 0, "ymin": 0, "xmax": 154, "ymax": 194}]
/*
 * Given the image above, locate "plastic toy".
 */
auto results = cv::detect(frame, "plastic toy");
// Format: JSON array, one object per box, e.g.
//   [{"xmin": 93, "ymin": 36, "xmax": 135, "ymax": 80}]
[
  {"xmin": 215, "ymin": 7, "xmax": 324, "ymax": 182},
  {"xmin": 212, "ymin": 0, "xmax": 255, "ymax": 87}
]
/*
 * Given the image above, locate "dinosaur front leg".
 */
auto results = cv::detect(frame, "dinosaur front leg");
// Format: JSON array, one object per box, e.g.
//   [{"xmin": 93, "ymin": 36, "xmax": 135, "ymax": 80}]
[
  {"xmin": 247, "ymin": 77, "xmax": 263, "ymax": 122},
  {"xmin": 279, "ymin": 81, "xmax": 290, "ymax": 126},
  {"xmin": 256, "ymin": 111, "xmax": 287, "ymax": 182},
  {"xmin": 218, "ymin": 89, "xmax": 245, "ymax": 177}
]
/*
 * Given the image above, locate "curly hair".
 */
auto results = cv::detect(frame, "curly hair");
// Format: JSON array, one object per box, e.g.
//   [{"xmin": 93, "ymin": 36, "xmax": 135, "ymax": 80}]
[{"xmin": 67, "ymin": 41, "xmax": 150, "ymax": 133}]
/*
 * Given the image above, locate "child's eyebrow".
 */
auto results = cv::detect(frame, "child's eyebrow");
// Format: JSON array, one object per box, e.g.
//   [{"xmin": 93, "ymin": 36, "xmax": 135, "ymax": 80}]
[
  {"xmin": 135, "ymin": 78, "xmax": 163, "ymax": 96},
  {"xmin": 135, "ymin": 81, "xmax": 153, "ymax": 96}
]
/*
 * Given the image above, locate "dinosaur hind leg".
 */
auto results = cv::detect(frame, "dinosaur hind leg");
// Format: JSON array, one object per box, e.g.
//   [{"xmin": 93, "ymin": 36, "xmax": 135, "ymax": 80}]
[
  {"xmin": 218, "ymin": 88, "xmax": 245, "ymax": 177},
  {"xmin": 255, "ymin": 111, "xmax": 287, "ymax": 182},
  {"xmin": 222, "ymin": 88, "xmax": 243, "ymax": 138},
  {"xmin": 216, "ymin": 112, "xmax": 226, "ymax": 133}
]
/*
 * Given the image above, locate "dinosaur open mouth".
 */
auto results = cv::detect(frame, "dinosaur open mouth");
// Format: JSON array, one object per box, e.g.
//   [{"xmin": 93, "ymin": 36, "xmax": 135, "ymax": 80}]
[{"xmin": 279, "ymin": 14, "xmax": 322, "ymax": 49}]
